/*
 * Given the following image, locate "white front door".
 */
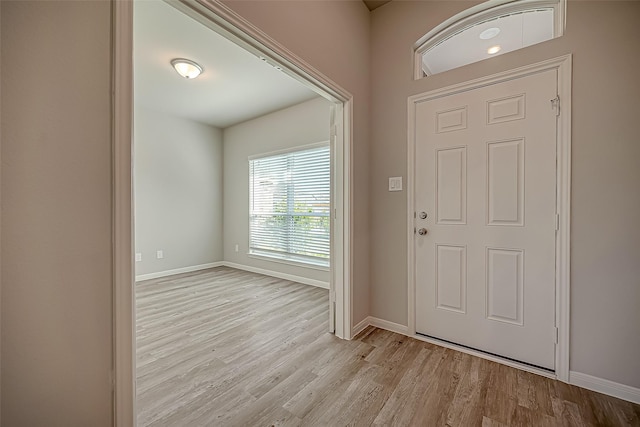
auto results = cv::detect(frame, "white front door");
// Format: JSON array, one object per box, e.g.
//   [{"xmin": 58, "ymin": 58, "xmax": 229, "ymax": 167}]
[{"xmin": 414, "ymin": 69, "xmax": 558, "ymax": 370}]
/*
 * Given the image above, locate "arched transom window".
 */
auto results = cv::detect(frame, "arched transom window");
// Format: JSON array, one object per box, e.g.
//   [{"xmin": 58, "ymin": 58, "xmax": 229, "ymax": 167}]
[{"xmin": 414, "ymin": 0, "xmax": 566, "ymax": 78}]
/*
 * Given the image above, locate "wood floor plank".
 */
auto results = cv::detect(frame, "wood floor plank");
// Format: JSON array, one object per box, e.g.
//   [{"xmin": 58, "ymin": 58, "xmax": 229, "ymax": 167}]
[
  {"xmin": 136, "ymin": 267, "xmax": 640, "ymax": 426},
  {"xmin": 370, "ymin": 345, "xmax": 435, "ymax": 426}
]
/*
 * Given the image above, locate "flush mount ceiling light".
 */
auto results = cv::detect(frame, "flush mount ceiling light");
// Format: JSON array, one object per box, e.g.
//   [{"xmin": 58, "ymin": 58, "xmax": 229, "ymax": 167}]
[
  {"xmin": 479, "ymin": 27, "xmax": 501, "ymax": 40},
  {"xmin": 487, "ymin": 45, "xmax": 502, "ymax": 55},
  {"xmin": 170, "ymin": 58, "xmax": 203, "ymax": 79}
]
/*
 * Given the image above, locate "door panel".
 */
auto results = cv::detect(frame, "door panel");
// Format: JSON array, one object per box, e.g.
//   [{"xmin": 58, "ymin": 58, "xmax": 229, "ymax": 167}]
[
  {"xmin": 436, "ymin": 147, "xmax": 467, "ymax": 224},
  {"xmin": 435, "ymin": 244, "xmax": 467, "ymax": 314},
  {"xmin": 487, "ymin": 138, "xmax": 524, "ymax": 226},
  {"xmin": 486, "ymin": 247, "xmax": 524, "ymax": 325},
  {"xmin": 414, "ymin": 69, "xmax": 557, "ymax": 370}
]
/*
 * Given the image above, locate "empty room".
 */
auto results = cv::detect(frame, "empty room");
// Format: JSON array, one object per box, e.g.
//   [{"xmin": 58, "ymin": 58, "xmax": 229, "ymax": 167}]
[
  {"xmin": 1, "ymin": 0, "xmax": 639, "ymax": 426},
  {"xmin": 133, "ymin": 1, "xmax": 340, "ymax": 423}
]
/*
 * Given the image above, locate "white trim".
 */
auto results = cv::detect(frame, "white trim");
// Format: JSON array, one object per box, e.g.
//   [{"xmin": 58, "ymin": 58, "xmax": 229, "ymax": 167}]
[
  {"xmin": 222, "ymin": 261, "xmax": 329, "ymax": 290},
  {"xmin": 112, "ymin": 0, "xmax": 135, "ymax": 425},
  {"xmin": 247, "ymin": 253, "xmax": 329, "ymax": 272},
  {"xmin": 174, "ymin": 0, "xmax": 350, "ymax": 102},
  {"xmin": 570, "ymin": 371, "xmax": 640, "ymax": 405},
  {"xmin": 350, "ymin": 316, "xmax": 409, "ymax": 337},
  {"xmin": 413, "ymin": 0, "xmax": 566, "ymax": 79},
  {"xmin": 369, "ymin": 317, "xmax": 409, "ymax": 335},
  {"xmin": 407, "ymin": 55, "xmax": 572, "ymax": 381},
  {"xmin": 135, "ymin": 261, "xmax": 328, "ymax": 289},
  {"xmin": 247, "ymin": 140, "xmax": 329, "ymax": 161},
  {"xmin": 554, "ymin": 55, "xmax": 572, "ymax": 383},
  {"xmin": 336, "ymin": 100, "xmax": 353, "ymax": 340},
  {"xmin": 136, "ymin": 260, "xmax": 329, "ymax": 289},
  {"xmin": 351, "ymin": 316, "xmax": 370, "ymax": 338},
  {"xmin": 407, "ymin": 92, "xmax": 417, "ymax": 338},
  {"xmin": 135, "ymin": 262, "xmax": 224, "ymax": 282}
]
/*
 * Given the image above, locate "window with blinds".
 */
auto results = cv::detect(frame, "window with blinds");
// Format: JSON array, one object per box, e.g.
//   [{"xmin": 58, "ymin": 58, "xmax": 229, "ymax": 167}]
[{"xmin": 249, "ymin": 144, "xmax": 330, "ymax": 268}]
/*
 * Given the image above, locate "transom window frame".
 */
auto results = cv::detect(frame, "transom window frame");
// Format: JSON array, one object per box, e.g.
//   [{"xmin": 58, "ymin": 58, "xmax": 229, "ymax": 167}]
[
  {"xmin": 413, "ymin": 0, "xmax": 567, "ymax": 79},
  {"xmin": 248, "ymin": 141, "xmax": 331, "ymax": 270}
]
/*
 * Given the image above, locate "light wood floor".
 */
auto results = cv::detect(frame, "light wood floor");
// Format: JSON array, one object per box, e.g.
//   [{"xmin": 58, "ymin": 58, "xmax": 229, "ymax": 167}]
[{"xmin": 136, "ymin": 267, "xmax": 639, "ymax": 426}]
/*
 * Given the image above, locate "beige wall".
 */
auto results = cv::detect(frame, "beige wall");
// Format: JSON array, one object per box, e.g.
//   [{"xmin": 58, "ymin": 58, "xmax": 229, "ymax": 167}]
[
  {"xmin": 134, "ymin": 107, "xmax": 224, "ymax": 277},
  {"xmin": 370, "ymin": 1, "xmax": 640, "ymax": 388},
  {"xmin": 222, "ymin": 0, "xmax": 372, "ymax": 326},
  {"xmin": 1, "ymin": 1, "xmax": 112, "ymax": 425},
  {"xmin": 0, "ymin": 1, "xmax": 371, "ymax": 422},
  {"xmin": 223, "ymin": 97, "xmax": 331, "ymax": 283},
  {"xmin": 1, "ymin": 0, "xmax": 637, "ymax": 422}
]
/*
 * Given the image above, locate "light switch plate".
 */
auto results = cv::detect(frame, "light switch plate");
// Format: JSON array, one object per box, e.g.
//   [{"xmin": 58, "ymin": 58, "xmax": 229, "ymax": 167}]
[{"xmin": 389, "ymin": 176, "xmax": 403, "ymax": 192}]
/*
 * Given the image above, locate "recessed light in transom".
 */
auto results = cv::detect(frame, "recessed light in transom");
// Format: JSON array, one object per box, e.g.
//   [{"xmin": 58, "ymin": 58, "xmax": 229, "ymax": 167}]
[{"xmin": 479, "ymin": 27, "xmax": 501, "ymax": 40}]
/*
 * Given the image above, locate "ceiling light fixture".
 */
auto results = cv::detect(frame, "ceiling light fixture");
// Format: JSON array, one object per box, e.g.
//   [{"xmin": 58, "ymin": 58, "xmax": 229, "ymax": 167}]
[
  {"xmin": 171, "ymin": 58, "xmax": 203, "ymax": 79},
  {"xmin": 479, "ymin": 27, "xmax": 501, "ymax": 40},
  {"xmin": 487, "ymin": 45, "xmax": 502, "ymax": 55}
]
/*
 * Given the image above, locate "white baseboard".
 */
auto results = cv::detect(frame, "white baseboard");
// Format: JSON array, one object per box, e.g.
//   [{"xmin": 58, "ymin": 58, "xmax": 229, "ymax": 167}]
[
  {"xmin": 350, "ymin": 316, "xmax": 408, "ymax": 340},
  {"xmin": 135, "ymin": 262, "xmax": 223, "ymax": 281},
  {"xmin": 570, "ymin": 371, "xmax": 640, "ymax": 404},
  {"xmin": 352, "ymin": 316, "xmax": 371, "ymax": 338},
  {"xmin": 222, "ymin": 261, "xmax": 329, "ymax": 289},
  {"xmin": 368, "ymin": 316, "xmax": 409, "ymax": 335},
  {"xmin": 136, "ymin": 261, "xmax": 329, "ymax": 290}
]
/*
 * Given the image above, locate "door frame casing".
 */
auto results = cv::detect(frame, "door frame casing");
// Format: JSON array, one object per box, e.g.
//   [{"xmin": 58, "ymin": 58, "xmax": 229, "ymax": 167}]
[
  {"xmin": 112, "ymin": 0, "xmax": 354, "ymax": 425},
  {"xmin": 407, "ymin": 55, "xmax": 572, "ymax": 381}
]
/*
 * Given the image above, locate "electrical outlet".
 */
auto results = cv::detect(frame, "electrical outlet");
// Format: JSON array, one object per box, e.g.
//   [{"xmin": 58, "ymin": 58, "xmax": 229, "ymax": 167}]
[
  {"xmin": 156, "ymin": 250, "xmax": 164, "ymax": 259},
  {"xmin": 135, "ymin": 253, "xmax": 142, "ymax": 262},
  {"xmin": 235, "ymin": 244, "xmax": 239, "ymax": 253}
]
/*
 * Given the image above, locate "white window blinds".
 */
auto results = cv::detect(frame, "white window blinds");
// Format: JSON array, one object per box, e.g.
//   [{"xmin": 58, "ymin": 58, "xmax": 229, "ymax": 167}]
[{"xmin": 249, "ymin": 144, "xmax": 330, "ymax": 267}]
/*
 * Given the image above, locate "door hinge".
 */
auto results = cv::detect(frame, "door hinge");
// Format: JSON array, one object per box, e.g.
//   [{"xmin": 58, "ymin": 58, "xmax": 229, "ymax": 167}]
[
  {"xmin": 553, "ymin": 327, "xmax": 559, "ymax": 344},
  {"xmin": 551, "ymin": 96, "xmax": 560, "ymax": 117},
  {"xmin": 330, "ymin": 291, "xmax": 336, "ymax": 303},
  {"xmin": 334, "ymin": 208, "xmax": 337, "ymax": 219},
  {"xmin": 555, "ymin": 213, "xmax": 560, "ymax": 231}
]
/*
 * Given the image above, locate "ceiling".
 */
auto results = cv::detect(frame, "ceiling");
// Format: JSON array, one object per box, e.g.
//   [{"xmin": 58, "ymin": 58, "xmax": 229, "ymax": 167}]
[{"xmin": 134, "ymin": 1, "xmax": 319, "ymax": 128}]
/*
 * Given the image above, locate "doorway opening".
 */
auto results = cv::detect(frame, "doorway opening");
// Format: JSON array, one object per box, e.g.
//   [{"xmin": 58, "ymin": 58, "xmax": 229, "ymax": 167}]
[{"xmin": 113, "ymin": 0, "xmax": 354, "ymax": 424}]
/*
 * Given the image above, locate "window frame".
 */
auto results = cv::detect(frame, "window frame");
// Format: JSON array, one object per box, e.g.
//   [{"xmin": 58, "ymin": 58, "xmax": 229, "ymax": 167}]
[
  {"xmin": 248, "ymin": 141, "xmax": 331, "ymax": 270},
  {"xmin": 413, "ymin": 0, "xmax": 566, "ymax": 79}
]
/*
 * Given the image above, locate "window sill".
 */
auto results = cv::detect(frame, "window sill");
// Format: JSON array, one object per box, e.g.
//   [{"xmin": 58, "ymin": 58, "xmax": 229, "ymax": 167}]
[{"xmin": 248, "ymin": 252, "xmax": 330, "ymax": 272}]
